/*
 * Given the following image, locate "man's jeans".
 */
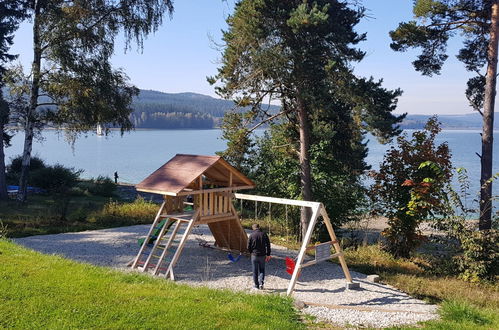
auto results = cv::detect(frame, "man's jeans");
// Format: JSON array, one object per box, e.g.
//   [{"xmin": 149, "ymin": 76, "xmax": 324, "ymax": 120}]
[{"xmin": 251, "ymin": 255, "xmax": 266, "ymax": 288}]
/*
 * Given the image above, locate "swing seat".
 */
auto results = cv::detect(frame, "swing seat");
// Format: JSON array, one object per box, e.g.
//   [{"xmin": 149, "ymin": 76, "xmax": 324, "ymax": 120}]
[
  {"xmin": 227, "ymin": 253, "xmax": 241, "ymax": 263},
  {"xmin": 285, "ymin": 257, "xmax": 296, "ymax": 275}
]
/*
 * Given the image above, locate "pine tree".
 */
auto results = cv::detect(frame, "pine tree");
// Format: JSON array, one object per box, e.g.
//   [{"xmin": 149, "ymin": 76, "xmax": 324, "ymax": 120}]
[
  {"xmin": 390, "ymin": 0, "xmax": 498, "ymax": 230},
  {"xmin": 210, "ymin": 0, "xmax": 404, "ymax": 237}
]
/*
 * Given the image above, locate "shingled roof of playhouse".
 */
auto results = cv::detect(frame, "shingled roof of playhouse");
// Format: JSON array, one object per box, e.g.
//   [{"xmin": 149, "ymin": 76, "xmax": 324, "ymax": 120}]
[{"xmin": 135, "ymin": 154, "xmax": 255, "ymax": 196}]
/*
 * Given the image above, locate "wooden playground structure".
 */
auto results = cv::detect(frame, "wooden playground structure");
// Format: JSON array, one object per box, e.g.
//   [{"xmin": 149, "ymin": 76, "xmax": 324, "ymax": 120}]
[{"xmin": 131, "ymin": 154, "xmax": 358, "ymax": 295}]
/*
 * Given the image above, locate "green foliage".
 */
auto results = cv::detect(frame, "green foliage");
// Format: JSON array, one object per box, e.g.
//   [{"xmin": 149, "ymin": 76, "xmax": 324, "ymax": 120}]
[
  {"xmin": 88, "ymin": 197, "xmax": 157, "ymax": 225},
  {"xmin": 390, "ymin": 0, "xmax": 489, "ymax": 79},
  {"xmin": 15, "ymin": 0, "xmax": 175, "ymax": 135},
  {"xmin": 0, "ymin": 0, "xmax": 27, "ymax": 78},
  {"xmin": 0, "ymin": 239, "xmax": 302, "ymax": 329},
  {"xmin": 428, "ymin": 168, "xmax": 499, "ymax": 282},
  {"xmin": 29, "ymin": 165, "xmax": 81, "ymax": 194},
  {"xmin": 77, "ymin": 176, "xmax": 116, "ymax": 197},
  {"xmin": 6, "ymin": 154, "xmax": 45, "ymax": 180},
  {"xmin": 370, "ymin": 117, "xmax": 452, "ymax": 258},
  {"xmin": 456, "ymin": 229, "xmax": 499, "ymax": 282},
  {"xmin": 30, "ymin": 164, "xmax": 82, "ymax": 221}
]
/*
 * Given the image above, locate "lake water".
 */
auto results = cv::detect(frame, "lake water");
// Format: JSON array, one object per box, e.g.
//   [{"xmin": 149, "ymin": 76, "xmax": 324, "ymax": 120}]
[{"xmin": 4, "ymin": 129, "xmax": 499, "ymax": 198}]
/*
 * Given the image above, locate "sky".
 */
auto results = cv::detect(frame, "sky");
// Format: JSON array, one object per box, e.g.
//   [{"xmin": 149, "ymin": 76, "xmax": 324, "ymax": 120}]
[{"xmin": 10, "ymin": 0, "xmax": 483, "ymax": 115}]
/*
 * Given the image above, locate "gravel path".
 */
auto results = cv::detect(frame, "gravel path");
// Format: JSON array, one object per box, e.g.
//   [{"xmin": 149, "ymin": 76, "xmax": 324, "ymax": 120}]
[{"xmin": 16, "ymin": 225, "xmax": 438, "ymax": 328}]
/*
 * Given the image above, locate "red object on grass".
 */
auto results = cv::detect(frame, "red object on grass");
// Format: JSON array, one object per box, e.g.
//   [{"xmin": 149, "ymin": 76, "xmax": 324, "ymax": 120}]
[{"xmin": 285, "ymin": 257, "xmax": 296, "ymax": 275}]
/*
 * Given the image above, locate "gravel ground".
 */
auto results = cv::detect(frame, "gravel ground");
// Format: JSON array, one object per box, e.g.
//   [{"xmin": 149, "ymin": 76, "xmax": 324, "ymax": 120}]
[{"xmin": 16, "ymin": 225, "xmax": 439, "ymax": 328}]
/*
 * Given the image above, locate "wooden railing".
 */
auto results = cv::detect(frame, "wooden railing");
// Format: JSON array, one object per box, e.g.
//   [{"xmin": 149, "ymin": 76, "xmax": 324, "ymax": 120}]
[{"xmin": 196, "ymin": 191, "xmax": 232, "ymax": 217}]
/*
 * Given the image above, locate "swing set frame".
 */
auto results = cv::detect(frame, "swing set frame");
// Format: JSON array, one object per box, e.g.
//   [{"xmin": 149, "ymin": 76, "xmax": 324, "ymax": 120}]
[{"xmin": 234, "ymin": 193, "xmax": 356, "ymax": 296}]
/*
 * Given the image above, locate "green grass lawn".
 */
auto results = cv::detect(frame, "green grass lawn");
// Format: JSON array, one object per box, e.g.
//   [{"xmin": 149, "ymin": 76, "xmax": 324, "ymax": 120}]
[{"xmin": 0, "ymin": 239, "xmax": 302, "ymax": 329}]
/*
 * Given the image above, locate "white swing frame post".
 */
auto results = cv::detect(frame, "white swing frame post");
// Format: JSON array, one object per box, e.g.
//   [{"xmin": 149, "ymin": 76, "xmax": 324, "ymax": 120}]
[{"xmin": 234, "ymin": 193, "xmax": 356, "ymax": 296}]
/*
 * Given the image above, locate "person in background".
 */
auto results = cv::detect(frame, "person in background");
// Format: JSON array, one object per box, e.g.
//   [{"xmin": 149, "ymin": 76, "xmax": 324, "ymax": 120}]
[
  {"xmin": 114, "ymin": 171, "xmax": 119, "ymax": 184},
  {"xmin": 247, "ymin": 223, "xmax": 271, "ymax": 290}
]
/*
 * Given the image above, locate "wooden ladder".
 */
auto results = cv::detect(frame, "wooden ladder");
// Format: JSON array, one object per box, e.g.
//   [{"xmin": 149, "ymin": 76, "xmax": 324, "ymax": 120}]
[{"xmin": 131, "ymin": 207, "xmax": 197, "ymax": 280}]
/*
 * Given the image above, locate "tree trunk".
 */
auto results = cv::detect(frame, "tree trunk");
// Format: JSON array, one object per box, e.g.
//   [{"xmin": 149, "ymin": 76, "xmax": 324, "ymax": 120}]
[
  {"xmin": 297, "ymin": 96, "xmax": 313, "ymax": 239},
  {"xmin": 17, "ymin": 3, "xmax": 42, "ymax": 202},
  {"xmin": 0, "ymin": 116, "xmax": 7, "ymax": 201},
  {"xmin": 479, "ymin": 1, "xmax": 499, "ymax": 230}
]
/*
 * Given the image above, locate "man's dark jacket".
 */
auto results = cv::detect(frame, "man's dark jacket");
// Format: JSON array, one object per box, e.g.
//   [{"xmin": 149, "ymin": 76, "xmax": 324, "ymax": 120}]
[{"xmin": 247, "ymin": 229, "xmax": 271, "ymax": 256}]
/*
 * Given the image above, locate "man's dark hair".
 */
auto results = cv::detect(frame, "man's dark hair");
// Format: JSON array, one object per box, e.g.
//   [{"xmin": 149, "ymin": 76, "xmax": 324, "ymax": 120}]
[{"xmin": 252, "ymin": 223, "xmax": 260, "ymax": 230}]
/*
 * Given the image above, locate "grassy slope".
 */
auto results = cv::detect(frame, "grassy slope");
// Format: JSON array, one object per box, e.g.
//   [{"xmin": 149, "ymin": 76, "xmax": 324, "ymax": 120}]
[
  {"xmin": 343, "ymin": 245, "xmax": 499, "ymax": 330},
  {"xmin": 0, "ymin": 239, "xmax": 302, "ymax": 329},
  {"xmin": 0, "ymin": 195, "xmax": 157, "ymax": 238}
]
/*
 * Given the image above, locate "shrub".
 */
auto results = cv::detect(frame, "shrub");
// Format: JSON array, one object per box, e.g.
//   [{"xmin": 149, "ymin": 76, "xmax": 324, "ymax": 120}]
[
  {"xmin": 77, "ymin": 176, "xmax": 116, "ymax": 197},
  {"xmin": 29, "ymin": 164, "xmax": 82, "ymax": 221},
  {"xmin": 369, "ymin": 117, "xmax": 453, "ymax": 258},
  {"xmin": 7, "ymin": 155, "xmax": 46, "ymax": 173},
  {"xmin": 88, "ymin": 176, "xmax": 116, "ymax": 197},
  {"xmin": 6, "ymin": 155, "xmax": 46, "ymax": 184},
  {"xmin": 88, "ymin": 197, "xmax": 157, "ymax": 225},
  {"xmin": 428, "ymin": 168, "xmax": 499, "ymax": 282},
  {"xmin": 30, "ymin": 165, "xmax": 82, "ymax": 194},
  {"xmin": 456, "ymin": 229, "xmax": 499, "ymax": 282}
]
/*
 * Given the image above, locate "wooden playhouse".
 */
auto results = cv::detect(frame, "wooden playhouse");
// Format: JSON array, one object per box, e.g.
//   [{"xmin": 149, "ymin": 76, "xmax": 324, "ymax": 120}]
[{"xmin": 131, "ymin": 154, "xmax": 255, "ymax": 279}]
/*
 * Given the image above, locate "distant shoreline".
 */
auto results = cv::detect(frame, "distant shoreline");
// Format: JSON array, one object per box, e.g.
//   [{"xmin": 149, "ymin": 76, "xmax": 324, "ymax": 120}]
[{"xmin": 6, "ymin": 126, "xmax": 499, "ymax": 132}]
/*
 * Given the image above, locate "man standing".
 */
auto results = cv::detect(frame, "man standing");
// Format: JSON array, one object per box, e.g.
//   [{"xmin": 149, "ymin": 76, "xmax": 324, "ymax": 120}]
[{"xmin": 247, "ymin": 223, "xmax": 271, "ymax": 290}]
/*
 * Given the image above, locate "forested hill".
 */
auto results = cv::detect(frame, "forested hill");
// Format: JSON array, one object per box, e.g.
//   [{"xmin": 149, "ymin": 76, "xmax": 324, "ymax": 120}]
[
  {"xmin": 130, "ymin": 89, "xmax": 498, "ymax": 130},
  {"xmin": 130, "ymin": 90, "xmax": 239, "ymax": 129},
  {"xmin": 400, "ymin": 113, "xmax": 499, "ymax": 129}
]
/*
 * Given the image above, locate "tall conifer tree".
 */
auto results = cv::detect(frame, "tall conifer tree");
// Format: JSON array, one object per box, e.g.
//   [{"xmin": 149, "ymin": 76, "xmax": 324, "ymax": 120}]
[
  {"xmin": 390, "ymin": 0, "xmax": 498, "ymax": 230},
  {"xmin": 211, "ymin": 0, "xmax": 404, "ymax": 236}
]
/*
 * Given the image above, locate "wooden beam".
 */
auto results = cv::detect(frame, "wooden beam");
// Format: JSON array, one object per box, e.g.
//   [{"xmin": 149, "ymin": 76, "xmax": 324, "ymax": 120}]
[
  {"xmin": 287, "ymin": 204, "xmax": 321, "ymax": 296},
  {"xmin": 300, "ymin": 252, "xmax": 343, "ymax": 268},
  {"xmin": 136, "ymin": 188, "xmax": 176, "ymax": 196},
  {"xmin": 303, "ymin": 302, "xmax": 432, "ymax": 314},
  {"xmin": 216, "ymin": 158, "xmax": 255, "ymax": 186},
  {"xmin": 177, "ymin": 185, "xmax": 255, "ymax": 196},
  {"xmin": 234, "ymin": 193, "xmax": 321, "ymax": 208},
  {"xmin": 320, "ymin": 205, "xmax": 353, "ymax": 283}
]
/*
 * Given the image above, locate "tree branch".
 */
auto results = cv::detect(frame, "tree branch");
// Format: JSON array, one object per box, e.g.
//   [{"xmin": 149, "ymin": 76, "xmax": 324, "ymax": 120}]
[
  {"xmin": 248, "ymin": 110, "xmax": 288, "ymax": 133},
  {"xmin": 36, "ymin": 102, "xmax": 57, "ymax": 107}
]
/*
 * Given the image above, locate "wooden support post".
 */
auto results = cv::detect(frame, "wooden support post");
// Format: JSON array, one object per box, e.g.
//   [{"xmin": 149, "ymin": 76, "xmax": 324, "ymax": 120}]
[
  {"xmin": 203, "ymin": 193, "xmax": 208, "ymax": 216},
  {"xmin": 286, "ymin": 205, "xmax": 320, "ymax": 296},
  {"xmin": 131, "ymin": 201, "xmax": 166, "ymax": 268},
  {"xmin": 209, "ymin": 192, "xmax": 214, "ymax": 215},
  {"xmin": 320, "ymin": 205, "xmax": 353, "ymax": 283}
]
